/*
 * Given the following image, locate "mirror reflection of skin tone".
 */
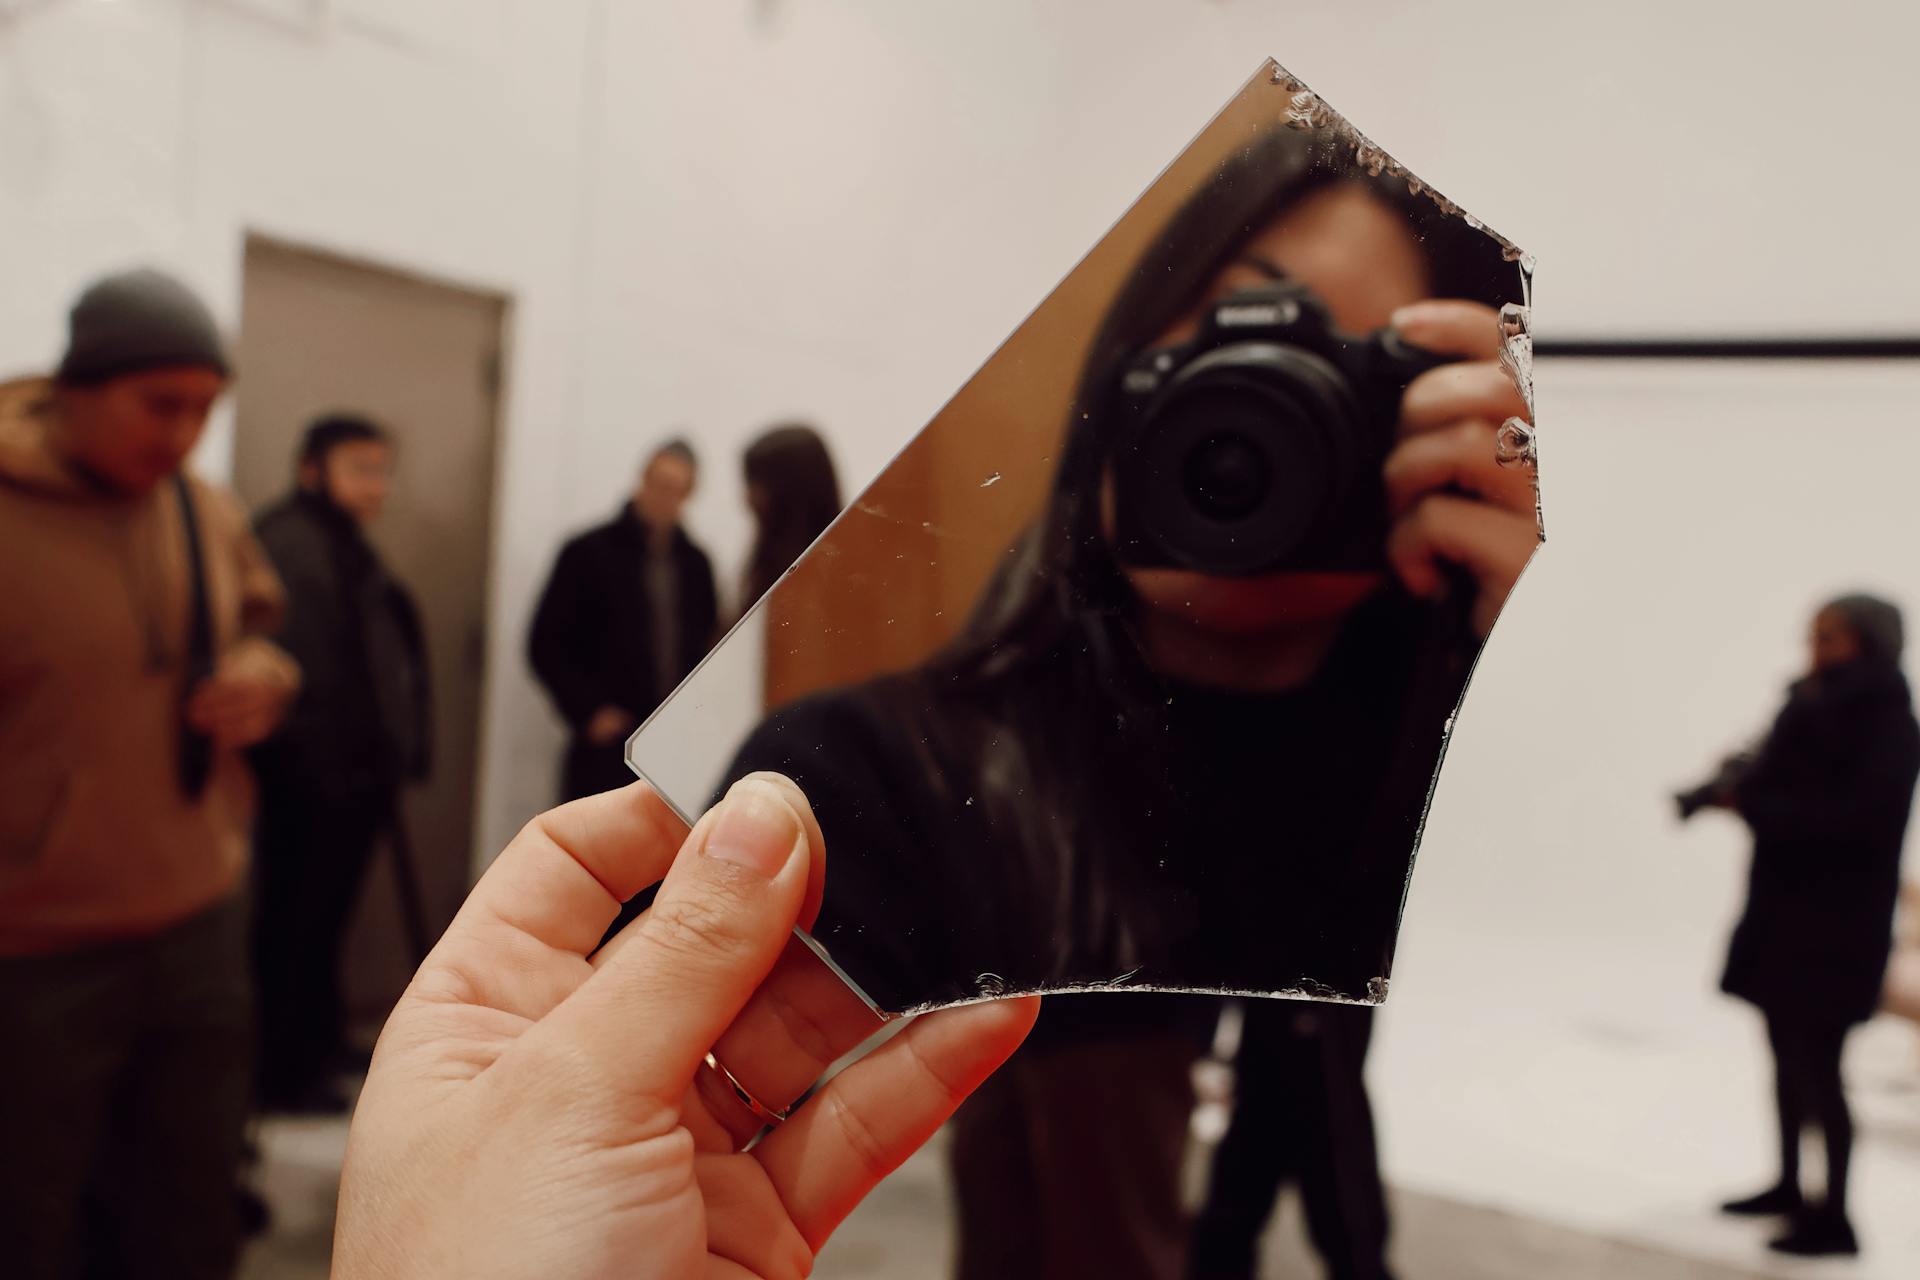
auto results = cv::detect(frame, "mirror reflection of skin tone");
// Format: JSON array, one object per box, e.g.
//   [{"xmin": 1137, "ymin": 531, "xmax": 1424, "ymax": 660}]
[
  {"xmin": 706, "ymin": 128, "xmax": 1532, "ymax": 1280},
  {"xmin": 1680, "ymin": 596, "xmax": 1920, "ymax": 1258}
]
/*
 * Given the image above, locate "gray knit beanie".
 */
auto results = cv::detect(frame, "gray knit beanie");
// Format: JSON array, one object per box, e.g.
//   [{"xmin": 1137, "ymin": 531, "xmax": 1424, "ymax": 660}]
[
  {"xmin": 55, "ymin": 268, "xmax": 231, "ymax": 385},
  {"xmin": 1825, "ymin": 593, "xmax": 1905, "ymax": 667}
]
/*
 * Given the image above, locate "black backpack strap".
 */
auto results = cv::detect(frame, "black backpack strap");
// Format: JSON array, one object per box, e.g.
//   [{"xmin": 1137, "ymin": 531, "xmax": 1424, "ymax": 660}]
[{"xmin": 173, "ymin": 474, "xmax": 216, "ymax": 799}]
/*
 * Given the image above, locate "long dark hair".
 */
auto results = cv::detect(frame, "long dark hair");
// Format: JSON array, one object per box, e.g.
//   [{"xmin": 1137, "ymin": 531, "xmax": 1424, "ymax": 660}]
[
  {"xmin": 741, "ymin": 423, "xmax": 842, "ymax": 613},
  {"xmin": 869, "ymin": 127, "xmax": 1521, "ymax": 983}
]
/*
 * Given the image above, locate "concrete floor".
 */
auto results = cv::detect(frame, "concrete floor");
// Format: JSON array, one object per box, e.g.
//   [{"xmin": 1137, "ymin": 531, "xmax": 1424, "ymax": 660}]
[{"xmin": 241, "ymin": 1091, "xmax": 1806, "ymax": 1280}]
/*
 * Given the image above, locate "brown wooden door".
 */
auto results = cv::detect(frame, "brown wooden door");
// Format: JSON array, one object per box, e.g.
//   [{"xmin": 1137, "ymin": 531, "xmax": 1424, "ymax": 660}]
[{"xmin": 231, "ymin": 236, "xmax": 507, "ymax": 1029}]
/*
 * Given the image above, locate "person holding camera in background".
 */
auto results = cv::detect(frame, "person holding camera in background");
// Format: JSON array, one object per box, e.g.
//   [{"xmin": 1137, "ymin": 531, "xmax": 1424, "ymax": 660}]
[
  {"xmin": 1679, "ymin": 594, "xmax": 1920, "ymax": 1257},
  {"xmin": 0, "ymin": 269, "xmax": 298, "ymax": 1278},
  {"xmin": 529, "ymin": 439, "xmax": 719, "ymax": 802}
]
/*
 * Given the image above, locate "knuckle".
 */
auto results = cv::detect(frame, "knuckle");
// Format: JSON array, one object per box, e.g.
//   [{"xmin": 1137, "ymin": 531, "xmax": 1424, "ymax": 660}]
[
  {"xmin": 771, "ymin": 1222, "xmax": 816, "ymax": 1280},
  {"xmin": 503, "ymin": 1030, "xmax": 605, "ymax": 1103},
  {"xmin": 822, "ymin": 1087, "xmax": 895, "ymax": 1186},
  {"xmin": 900, "ymin": 1029, "xmax": 968, "ymax": 1112},
  {"xmin": 642, "ymin": 890, "xmax": 752, "ymax": 963}
]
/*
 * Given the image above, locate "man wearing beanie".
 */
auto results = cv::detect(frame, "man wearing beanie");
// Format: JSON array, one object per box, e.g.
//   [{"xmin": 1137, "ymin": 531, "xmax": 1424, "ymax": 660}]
[{"xmin": 0, "ymin": 268, "xmax": 300, "ymax": 1277}]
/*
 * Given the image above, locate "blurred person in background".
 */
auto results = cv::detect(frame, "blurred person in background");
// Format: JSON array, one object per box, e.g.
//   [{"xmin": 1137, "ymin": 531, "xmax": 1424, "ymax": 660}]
[
  {"xmin": 529, "ymin": 439, "xmax": 718, "ymax": 801},
  {"xmin": 1681, "ymin": 594, "xmax": 1920, "ymax": 1257},
  {"xmin": 737, "ymin": 421, "xmax": 843, "ymax": 620},
  {"xmin": 249, "ymin": 414, "xmax": 430, "ymax": 1113},
  {"xmin": 0, "ymin": 268, "xmax": 299, "ymax": 1279}
]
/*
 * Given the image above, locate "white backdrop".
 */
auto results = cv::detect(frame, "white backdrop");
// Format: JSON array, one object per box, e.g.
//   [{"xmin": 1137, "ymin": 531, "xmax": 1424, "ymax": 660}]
[{"xmin": 1383, "ymin": 359, "xmax": 1920, "ymax": 1272}]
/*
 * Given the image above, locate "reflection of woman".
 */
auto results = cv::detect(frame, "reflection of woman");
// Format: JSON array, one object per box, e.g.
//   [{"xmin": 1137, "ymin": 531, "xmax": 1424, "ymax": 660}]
[
  {"xmin": 1706, "ymin": 596, "xmax": 1919, "ymax": 1258},
  {"xmin": 738, "ymin": 422, "xmax": 842, "ymax": 619},
  {"xmin": 722, "ymin": 128, "xmax": 1531, "ymax": 1280}
]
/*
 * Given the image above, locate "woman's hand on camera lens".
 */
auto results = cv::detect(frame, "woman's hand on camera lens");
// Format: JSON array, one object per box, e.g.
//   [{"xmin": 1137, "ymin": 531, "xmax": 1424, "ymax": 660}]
[
  {"xmin": 1382, "ymin": 300, "xmax": 1537, "ymax": 636},
  {"xmin": 333, "ymin": 775, "xmax": 1039, "ymax": 1280}
]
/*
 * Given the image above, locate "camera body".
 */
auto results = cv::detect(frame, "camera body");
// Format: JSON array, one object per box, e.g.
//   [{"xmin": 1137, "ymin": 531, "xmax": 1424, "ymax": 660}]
[
  {"xmin": 1675, "ymin": 753, "xmax": 1756, "ymax": 821},
  {"xmin": 1109, "ymin": 281, "xmax": 1452, "ymax": 577}
]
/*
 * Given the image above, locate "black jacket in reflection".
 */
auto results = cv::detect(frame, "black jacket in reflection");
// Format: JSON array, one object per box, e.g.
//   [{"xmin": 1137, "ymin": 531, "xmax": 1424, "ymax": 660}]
[
  {"xmin": 723, "ymin": 593, "xmax": 1469, "ymax": 1019},
  {"xmin": 1722, "ymin": 658, "xmax": 1920, "ymax": 1026}
]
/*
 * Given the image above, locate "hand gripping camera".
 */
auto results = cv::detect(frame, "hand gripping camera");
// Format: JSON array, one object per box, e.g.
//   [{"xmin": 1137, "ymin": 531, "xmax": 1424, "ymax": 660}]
[{"xmin": 1110, "ymin": 281, "xmax": 1452, "ymax": 576}]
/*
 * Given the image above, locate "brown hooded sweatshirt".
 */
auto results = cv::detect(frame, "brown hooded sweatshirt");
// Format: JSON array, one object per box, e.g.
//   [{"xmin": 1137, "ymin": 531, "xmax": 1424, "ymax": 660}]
[{"xmin": 0, "ymin": 376, "xmax": 298, "ymax": 954}]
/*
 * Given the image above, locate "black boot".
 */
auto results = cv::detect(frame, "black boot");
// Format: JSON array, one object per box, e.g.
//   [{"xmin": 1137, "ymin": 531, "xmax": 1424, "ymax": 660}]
[
  {"xmin": 1768, "ymin": 1205, "xmax": 1859, "ymax": 1257},
  {"xmin": 1719, "ymin": 1183, "xmax": 1803, "ymax": 1217}
]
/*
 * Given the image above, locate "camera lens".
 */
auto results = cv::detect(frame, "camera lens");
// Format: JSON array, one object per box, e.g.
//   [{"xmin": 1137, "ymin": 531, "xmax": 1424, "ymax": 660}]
[
  {"xmin": 1114, "ymin": 342, "xmax": 1367, "ymax": 575},
  {"xmin": 1183, "ymin": 432, "xmax": 1271, "ymax": 522}
]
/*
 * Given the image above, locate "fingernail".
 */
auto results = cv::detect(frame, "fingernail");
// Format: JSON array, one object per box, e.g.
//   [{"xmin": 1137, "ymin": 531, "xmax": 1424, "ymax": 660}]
[
  {"xmin": 1391, "ymin": 302, "xmax": 1440, "ymax": 332},
  {"xmin": 702, "ymin": 784, "xmax": 798, "ymax": 878}
]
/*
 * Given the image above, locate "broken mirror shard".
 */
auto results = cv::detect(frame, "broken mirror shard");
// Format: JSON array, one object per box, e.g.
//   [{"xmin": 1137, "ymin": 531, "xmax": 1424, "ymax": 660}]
[{"xmin": 630, "ymin": 59, "xmax": 1538, "ymax": 1015}]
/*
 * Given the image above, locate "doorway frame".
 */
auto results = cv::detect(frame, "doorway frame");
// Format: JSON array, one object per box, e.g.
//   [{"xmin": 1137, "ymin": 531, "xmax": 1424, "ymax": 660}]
[{"xmin": 235, "ymin": 228, "xmax": 517, "ymax": 877}]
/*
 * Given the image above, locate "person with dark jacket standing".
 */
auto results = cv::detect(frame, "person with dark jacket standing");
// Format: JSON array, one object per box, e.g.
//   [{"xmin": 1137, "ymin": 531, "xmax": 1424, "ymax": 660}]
[
  {"xmin": 0, "ymin": 269, "xmax": 299, "ymax": 1278},
  {"xmin": 251, "ymin": 415, "xmax": 430, "ymax": 1112},
  {"xmin": 528, "ymin": 440, "xmax": 718, "ymax": 801},
  {"xmin": 1685, "ymin": 594, "xmax": 1920, "ymax": 1257}
]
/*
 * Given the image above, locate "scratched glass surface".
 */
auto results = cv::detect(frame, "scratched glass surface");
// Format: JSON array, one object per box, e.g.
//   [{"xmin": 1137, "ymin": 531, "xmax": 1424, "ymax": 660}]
[{"xmin": 631, "ymin": 59, "xmax": 1537, "ymax": 1015}]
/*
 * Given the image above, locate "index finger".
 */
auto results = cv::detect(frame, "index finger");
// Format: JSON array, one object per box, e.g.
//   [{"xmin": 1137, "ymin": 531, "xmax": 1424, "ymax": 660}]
[
  {"xmin": 405, "ymin": 783, "xmax": 689, "ymax": 1020},
  {"xmin": 1391, "ymin": 299, "xmax": 1503, "ymax": 361}
]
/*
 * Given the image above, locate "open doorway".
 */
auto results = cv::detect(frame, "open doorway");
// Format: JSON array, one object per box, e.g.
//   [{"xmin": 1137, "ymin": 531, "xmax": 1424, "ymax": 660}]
[{"xmin": 231, "ymin": 235, "xmax": 508, "ymax": 1028}]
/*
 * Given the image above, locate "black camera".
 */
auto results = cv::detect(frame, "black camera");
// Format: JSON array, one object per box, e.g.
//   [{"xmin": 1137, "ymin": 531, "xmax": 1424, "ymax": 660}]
[
  {"xmin": 1674, "ymin": 753, "xmax": 1755, "ymax": 821},
  {"xmin": 1109, "ymin": 281, "xmax": 1453, "ymax": 576}
]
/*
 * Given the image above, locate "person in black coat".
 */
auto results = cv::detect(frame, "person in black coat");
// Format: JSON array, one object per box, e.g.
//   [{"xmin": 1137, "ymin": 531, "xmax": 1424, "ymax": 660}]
[
  {"xmin": 251, "ymin": 414, "xmax": 431, "ymax": 1111},
  {"xmin": 1684, "ymin": 593, "xmax": 1920, "ymax": 1257},
  {"xmin": 528, "ymin": 440, "xmax": 718, "ymax": 802}
]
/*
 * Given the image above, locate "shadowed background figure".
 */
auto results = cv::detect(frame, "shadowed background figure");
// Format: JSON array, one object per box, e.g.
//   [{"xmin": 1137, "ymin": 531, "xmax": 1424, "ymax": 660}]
[
  {"xmin": 737, "ymin": 421, "xmax": 843, "ymax": 624},
  {"xmin": 1681, "ymin": 593, "xmax": 1920, "ymax": 1258},
  {"xmin": 528, "ymin": 439, "xmax": 718, "ymax": 801},
  {"xmin": 249, "ymin": 414, "xmax": 430, "ymax": 1114}
]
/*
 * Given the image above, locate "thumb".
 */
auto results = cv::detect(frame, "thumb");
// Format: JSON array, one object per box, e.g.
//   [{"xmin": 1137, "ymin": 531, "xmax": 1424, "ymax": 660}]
[{"xmin": 519, "ymin": 776, "xmax": 815, "ymax": 1121}]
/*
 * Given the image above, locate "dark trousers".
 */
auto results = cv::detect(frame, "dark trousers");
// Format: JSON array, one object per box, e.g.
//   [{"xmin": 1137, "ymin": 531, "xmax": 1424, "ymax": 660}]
[
  {"xmin": 251, "ymin": 785, "xmax": 388, "ymax": 1099},
  {"xmin": 1189, "ymin": 1003, "xmax": 1393, "ymax": 1280},
  {"xmin": 1765, "ymin": 1013, "xmax": 1855, "ymax": 1214},
  {"xmin": 949, "ymin": 1034, "xmax": 1198, "ymax": 1280},
  {"xmin": 0, "ymin": 895, "xmax": 252, "ymax": 1280}
]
